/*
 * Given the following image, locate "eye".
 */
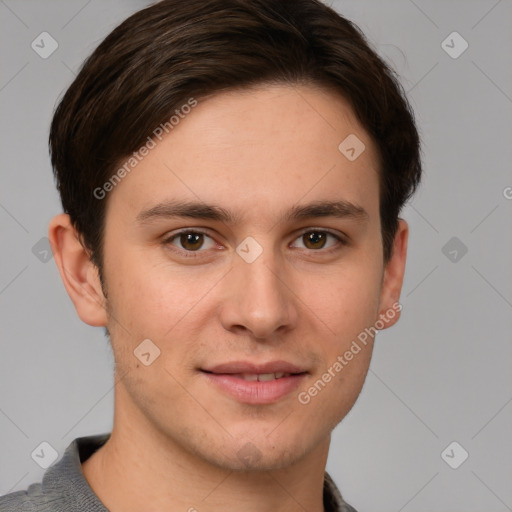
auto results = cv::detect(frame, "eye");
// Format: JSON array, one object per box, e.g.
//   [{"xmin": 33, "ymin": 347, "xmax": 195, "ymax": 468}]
[
  {"xmin": 291, "ymin": 230, "xmax": 345, "ymax": 251},
  {"xmin": 164, "ymin": 230, "xmax": 216, "ymax": 252}
]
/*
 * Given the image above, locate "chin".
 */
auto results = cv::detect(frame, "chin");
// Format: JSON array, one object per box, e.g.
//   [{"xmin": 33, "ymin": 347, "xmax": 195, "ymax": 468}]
[
  {"xmin": 223, "ymin": 447, "xmax": 303, "ymax": 473},
  {"xmin": 189, "ymin": 431, "xmax": 307, "ymax": 473}
]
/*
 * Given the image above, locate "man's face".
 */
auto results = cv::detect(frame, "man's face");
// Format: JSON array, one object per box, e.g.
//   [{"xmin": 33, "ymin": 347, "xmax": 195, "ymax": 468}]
[{"xmin": 100, "ymin": 84, "xmax": 395, "ymax": 470}]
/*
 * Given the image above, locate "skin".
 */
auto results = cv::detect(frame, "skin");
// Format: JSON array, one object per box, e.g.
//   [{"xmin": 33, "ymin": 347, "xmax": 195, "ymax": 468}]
[{"xmin": 49, "ymin": 83, "xmax": 408, "ymax": 512}]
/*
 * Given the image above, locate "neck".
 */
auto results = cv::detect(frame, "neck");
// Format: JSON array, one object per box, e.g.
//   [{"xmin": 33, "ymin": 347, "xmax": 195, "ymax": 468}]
[{"xmin": 82, "ymin": 384, "xmax": 330, "ymax": 512}]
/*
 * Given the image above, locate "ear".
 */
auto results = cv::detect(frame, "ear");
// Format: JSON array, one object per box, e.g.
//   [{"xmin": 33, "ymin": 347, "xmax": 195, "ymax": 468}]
[
  {"xmin": 48, "ymin": 213, "xmax": 108, "ymax": 327},
  {"xmin": 377, "ymin": 218, "xmax": 408, "ymax": 329}
]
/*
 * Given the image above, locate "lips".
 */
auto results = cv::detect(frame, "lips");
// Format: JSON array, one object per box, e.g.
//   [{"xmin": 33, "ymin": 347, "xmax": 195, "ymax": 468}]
[
  {"xmin": 202, "ymin": 360, "xmax": 307, "ymax": 375},
  {"xmin": 200, "ymin": 360, "xmax": 308, "ymax": 404}
]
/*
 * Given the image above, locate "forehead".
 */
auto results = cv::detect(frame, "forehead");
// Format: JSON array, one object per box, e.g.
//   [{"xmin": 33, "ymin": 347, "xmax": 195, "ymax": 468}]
[{"xmin": 105, "ymin": 83, "xmax": 381, "ymax": 224}]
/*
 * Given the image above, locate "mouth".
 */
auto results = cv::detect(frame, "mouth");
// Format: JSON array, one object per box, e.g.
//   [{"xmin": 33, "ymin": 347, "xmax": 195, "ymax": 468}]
[
  {"xmin": 209, "ymin": 372, "xmax": 297, "ymax": 381},
  {"xmin": 200, "ymin": 361, "xmax": 308, "ymax": 404}
]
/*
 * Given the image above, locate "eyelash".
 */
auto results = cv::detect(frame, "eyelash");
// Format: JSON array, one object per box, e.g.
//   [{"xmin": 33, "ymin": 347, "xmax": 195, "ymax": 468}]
[{"xmin": 162, "ymin": 228, "xmax": 347, "ymax": 258}]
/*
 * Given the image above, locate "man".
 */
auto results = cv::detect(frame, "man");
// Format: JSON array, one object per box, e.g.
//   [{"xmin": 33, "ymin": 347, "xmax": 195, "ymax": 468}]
[{"xmin": 0, "ymin": 0, "xmax": 421, "ymax": 510}]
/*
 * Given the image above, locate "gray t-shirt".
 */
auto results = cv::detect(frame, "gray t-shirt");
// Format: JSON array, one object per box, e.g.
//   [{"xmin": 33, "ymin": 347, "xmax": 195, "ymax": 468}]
[{"xmin": 0, "ymin": 433, "xmax": 359, "ymax": 512}]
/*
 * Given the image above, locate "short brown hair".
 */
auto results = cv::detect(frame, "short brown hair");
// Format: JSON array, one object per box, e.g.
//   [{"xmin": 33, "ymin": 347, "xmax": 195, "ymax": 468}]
[{"xmin": 49, "ymin": 0, "xmax": 422, "ymax": 279}]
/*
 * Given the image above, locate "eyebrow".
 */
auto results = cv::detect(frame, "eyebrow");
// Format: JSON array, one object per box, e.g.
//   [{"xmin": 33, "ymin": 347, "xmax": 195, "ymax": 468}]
[{"xmin": 135, "ymin": 199, "xmax": 369, "ymax": 225}]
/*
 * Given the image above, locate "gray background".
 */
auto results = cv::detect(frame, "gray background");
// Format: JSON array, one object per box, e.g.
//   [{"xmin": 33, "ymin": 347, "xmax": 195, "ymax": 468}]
[{"xmin": 1, "ymin": 1, "xmax": 511, "ymax": 510}]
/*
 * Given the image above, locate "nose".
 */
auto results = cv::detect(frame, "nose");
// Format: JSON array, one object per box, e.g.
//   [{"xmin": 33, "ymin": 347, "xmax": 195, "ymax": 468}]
[{"xmin": 219, "ymin": 248, "xmax": 299, "ymax": 340}]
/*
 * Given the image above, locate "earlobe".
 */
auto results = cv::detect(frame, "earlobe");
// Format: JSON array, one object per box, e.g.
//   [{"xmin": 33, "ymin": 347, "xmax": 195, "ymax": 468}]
[
  {"xmin": 377, "ymin": 219, "xmax": 409, "ymax": 330},
  {"xmin": 48, "ymin": 213, "xmax": 108, "ymax": 327}
]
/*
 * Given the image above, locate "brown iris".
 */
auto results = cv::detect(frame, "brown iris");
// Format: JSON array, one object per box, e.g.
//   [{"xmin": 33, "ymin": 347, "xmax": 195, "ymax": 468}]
[
  {"xmin": 180, "ymin": 232, "xmax": 204, "ymax": 250},
  {"xmin": 302, "ymin": 231, "xmax": 327, "ymax": 250}
]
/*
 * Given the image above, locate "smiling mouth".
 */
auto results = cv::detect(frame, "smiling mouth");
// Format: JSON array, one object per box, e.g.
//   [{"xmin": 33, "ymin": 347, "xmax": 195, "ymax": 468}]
[{"xmin": 200, "ymin": 369, "xmax": 308, "ymax": 404}]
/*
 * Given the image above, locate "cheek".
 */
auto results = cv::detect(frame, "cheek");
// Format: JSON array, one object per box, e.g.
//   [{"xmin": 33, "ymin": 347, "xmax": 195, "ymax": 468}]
[
  {"xmin": 306, "ymin": 262, "xmax": 382, "ymax": 338},
  {"xmin": 104, "ymin": 248, "xmax": 221, "ymax": 342}
]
